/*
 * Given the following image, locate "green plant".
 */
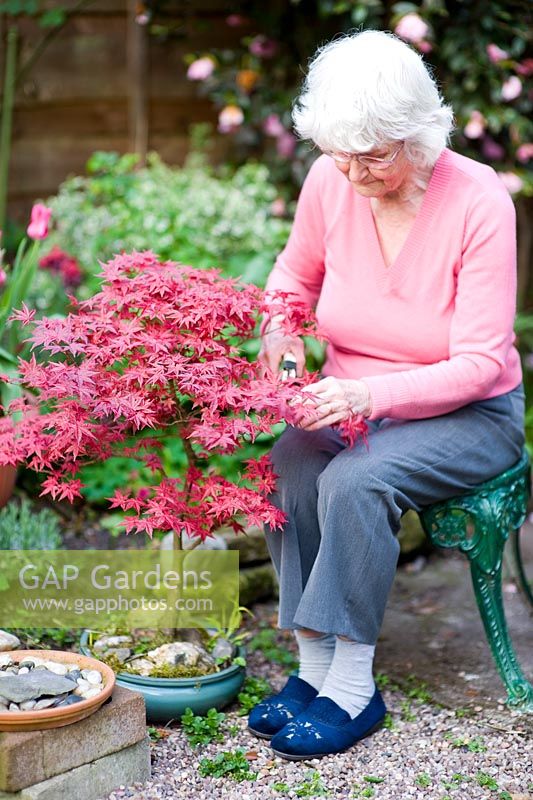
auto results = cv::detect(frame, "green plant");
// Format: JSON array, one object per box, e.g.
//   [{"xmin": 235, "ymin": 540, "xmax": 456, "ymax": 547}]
[
  {"xmin": 293, "ymin": 770, "xmax": 330, "ymax": 797},
  {"xmin": 237, "ymin": 675, "xmax": 271, "ymax": 715},
  {"xmin": 363, "ymin": 776, "xmax": 385, "ymax": 784},
  {"xmin": 197, "ymin": 749, "xmax": 257, "ymax": 782},
  {"xmin": 415, "ymin": 773, "xmax": 432, "ymax": 788},
  {"xmin": 454, "ymin": 706, "xmax": 475, "ymax": 718},
  {"xmin": 400, "ymin": 700, "xmax": 416, "ymax": 722},
  {"xmin": 0, "ymin": 496, "xmax": 62, "ymax": 549},
  {"xmin": 443, "ymin": 732, "xmax": 487, "ymax": 752},
  {"xmin": 476, "ymin": 772, "xmax": 499, "ymax": 791},
  {"xmin": 45, "ymin": 148, "xmax": 292, "ymax": 297},
  {"xmin": 147, "ymin": 726, "xmax": 168, "ymax": 741},
  {"xmin": 6, "ymin": 626, "xmax": 77, "ymax": 649},
  {"xmin": 180, "ymin": 707, "xmax": 226, "ymax": 747},
  {"xmin": 499, "ymin": 792, "xmax": 512, "ymax": 800},
  {"xmin": 247, "ymin": 626, "xmax": 299, "ymax": 670},
  {"xmin": 382, "ymin": 712, "xmax": 395, "ymax": 730},
  {"xmin": 403, "ymin": 674, "xmax": 433, "ymax": 703},
  {"xmin": 375, "ymin": 672, "xmax": 400, "ymax": 692},
  {"xmin": 352, "ymin": 785, "xmax": 375, "ymax": 799}
]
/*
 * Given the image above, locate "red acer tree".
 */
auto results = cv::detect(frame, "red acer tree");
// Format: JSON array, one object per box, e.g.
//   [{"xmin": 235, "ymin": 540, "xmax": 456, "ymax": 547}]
[{"xmin": 0, "ymin": 251, "xmax": 366, "ymax": 548}]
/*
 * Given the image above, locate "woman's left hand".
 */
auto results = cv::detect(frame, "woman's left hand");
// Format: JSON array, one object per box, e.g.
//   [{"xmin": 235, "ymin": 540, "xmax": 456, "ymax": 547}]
[{"xmin": 295, "ymin": 377, "xmax": 373, "ymax": 430}]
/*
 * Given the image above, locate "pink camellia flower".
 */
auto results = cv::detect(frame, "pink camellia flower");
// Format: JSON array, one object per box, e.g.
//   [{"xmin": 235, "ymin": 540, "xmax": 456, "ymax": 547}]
[
  {"xmin": 516, "ymin": 58, "xmax": 533, "ymax": 77},
  {"xmin": 486, "ymin": 43, "xmax": 508, "ymax": 63},
  {"xmin": 226, "ymin": 14, "xmax": 248, "ymax": 27},
  {"xmin": 270, "ymin": 198, "xmax": 286, "ymax": 217},
  {"xmin": 501, "ymin": 75, "xmax": 522, "ymax": 101},
  {"xmin": 498, "ymin": 171, "xmax": 524, "ymax": 194},
  {"xmin": 464, "ymin": 110, "xmax": 486, "ymax": 139},
  {"xmin": 517, "ymin": 143, "xmax": 533, "ymax": 163},
  {"xmin": 481, "ymin": 137, "xmax": 505, "ymax": 161},
  {"xmin": 135, "ymin": 13, "xmax": 150, "ymax": 25},
  {"xmin": 218, "ymin": 104, "xmax": 244, "ymax": 134},
  {"xmin": 395, "ymin": 13, "xmax": 430, "ymax": 43},
  {"xmin": 263, "ymin": 113, "xmax": 285, "ymax": 138},
  {"xmin": 0, "ymin": 268, "xmax": 6, "ymax": 288},
  {"xmin": 186, "ymin": 57, "xmax": 215, "ymax": 81},
  {"xmin": 417, "ymin": 40, "xmax": 433, "ymax": 53},
  {"xmin": 249, "ymin": 35, "xmax": 277, "ymax": 59},
  {"xmin": 276, "ymin": 131, "xmax": 297, "ymax": 158},
  {"xmin": 27, "ymin": 203, "xmax": 52, "ymax": 240}
]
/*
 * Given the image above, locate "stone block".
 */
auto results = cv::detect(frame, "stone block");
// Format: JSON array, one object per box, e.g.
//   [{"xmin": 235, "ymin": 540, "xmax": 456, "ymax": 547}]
[
  {"xmin": 0, "ymin": 737, "xmax": 151, "ymax": 800},
  {"xmin": 222, "ymin": 526, "xmax": 270, "ymax": 564},
  {"xmin": 0, "ymin": 686, "xmax": 146, "ymax": 792},
  {"xmin": 239, "ymin": 563, "xmax": 277, "ymax": 605}
]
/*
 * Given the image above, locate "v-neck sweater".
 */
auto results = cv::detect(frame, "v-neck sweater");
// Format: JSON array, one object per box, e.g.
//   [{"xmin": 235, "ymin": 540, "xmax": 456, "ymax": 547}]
[{"xmin": 264, "ymin": 148, "xmax": 522, "ymax": 421}]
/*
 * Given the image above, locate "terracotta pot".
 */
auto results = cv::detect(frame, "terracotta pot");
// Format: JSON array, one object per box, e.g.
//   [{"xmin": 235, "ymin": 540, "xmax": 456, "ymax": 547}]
[
  {"xmin": 0, "ymin": 464, "xmax": 17, "ymax": 509},
  {"xmin": 0, "ymin": 649, "xmax": 116, "ymax": 732}
]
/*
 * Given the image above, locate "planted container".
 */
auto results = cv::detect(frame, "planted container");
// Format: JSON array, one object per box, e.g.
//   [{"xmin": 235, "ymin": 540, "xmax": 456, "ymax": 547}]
[{"xmin": 79, "ymin": 630, "xmax": 245, "ymax": 723}]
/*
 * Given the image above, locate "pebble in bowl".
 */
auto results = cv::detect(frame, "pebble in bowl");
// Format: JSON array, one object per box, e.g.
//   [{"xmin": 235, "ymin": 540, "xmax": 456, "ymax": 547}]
[{"xmin": 0, "ymin": 649, "xmax": 115, "ymax": 731}]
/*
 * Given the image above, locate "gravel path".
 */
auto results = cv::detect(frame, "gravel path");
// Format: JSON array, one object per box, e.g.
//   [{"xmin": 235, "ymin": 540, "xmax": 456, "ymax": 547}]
[{"xmin": 104, "ymin": 600, "xmax": 533, "ymax": 800}]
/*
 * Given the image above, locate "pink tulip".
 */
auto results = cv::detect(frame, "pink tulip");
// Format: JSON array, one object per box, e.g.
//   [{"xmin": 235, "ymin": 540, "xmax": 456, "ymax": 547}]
[
  {"xmin": 263, "ymin": 114, "xmax": 285, "ymax": 138},
  {"xmin": 498, "ymin": 172, "xmax": 523, "ymax": 194},
  {"xmin": 486, "ymin": 43, "xmax": 508, "ymax": 63},
  {"xmin": 27, "ymin": 203, "xmax": 52, "ymax": 240},
  {"xmin": 187, "ymin": 57, "xmax": 215, "ymax": 81},
  {"xmin": 464, "ymin": 110, "xmax": 486, "ymax": 139},
  {"xmin": 0, "ymin": 268, "xmax": 6, "ymax": 288},
  {"xmin": 276, "ymin": 131, "xmax": 297, "ymax": 158},
  {"xmin": 501, "ymin": 76, "xmax": 522, "ymax": 101},
  {"xmin": 516, "ymin": 143, "xmax": 533, "ymax": 163},
  {"xmin": 218, "ymin": 105, "xmax": 244, "ymax": 134},
  {"xmin": 249, "ymin": 35, "xmax": 277, "ymax": 59},
  {"xmin": 395, "ymin": 13, "xmax": 430, "ymax": 43}
]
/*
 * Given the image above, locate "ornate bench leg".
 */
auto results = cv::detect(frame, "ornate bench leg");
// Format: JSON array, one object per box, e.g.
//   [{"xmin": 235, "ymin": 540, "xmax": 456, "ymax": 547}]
[
  {"xmin": 467, "ymin": 531, "xmax": 533, "ymax": 712},
  {"xmin": 509, "ymin": 527, "xmax": 533, "ymax": 610}
]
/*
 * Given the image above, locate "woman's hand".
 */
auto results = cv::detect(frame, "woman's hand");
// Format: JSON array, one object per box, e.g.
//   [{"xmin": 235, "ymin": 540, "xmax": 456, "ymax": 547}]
[
  {"xmin": 258, "ymin": 316, "xmax": 306, "ymax": 376},
  {"xmin": 296, "ymin": 376, "xmax": 372, "ymax": 430}
]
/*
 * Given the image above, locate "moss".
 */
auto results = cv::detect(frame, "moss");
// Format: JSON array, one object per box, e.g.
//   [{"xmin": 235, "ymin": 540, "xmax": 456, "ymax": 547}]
[{"xmin": 94, "ymin": 651, "xmax": 222, "ymax": 679}]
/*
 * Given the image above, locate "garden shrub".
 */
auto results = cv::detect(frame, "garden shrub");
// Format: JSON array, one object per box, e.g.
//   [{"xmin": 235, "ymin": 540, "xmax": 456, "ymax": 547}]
[{"xmin": 0, "ymin": 496, "xmax": 62, "ymax": 549}]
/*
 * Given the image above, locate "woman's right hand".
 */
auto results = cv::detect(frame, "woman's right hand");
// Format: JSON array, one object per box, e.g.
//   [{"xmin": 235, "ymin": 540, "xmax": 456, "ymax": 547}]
[{"xmin": 258, "ymin": 323, "xmax": 305, "ymax": 377}]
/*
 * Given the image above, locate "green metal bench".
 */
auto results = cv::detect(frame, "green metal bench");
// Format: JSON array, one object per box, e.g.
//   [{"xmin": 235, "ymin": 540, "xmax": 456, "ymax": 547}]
[{"xmin": 419, "ymin": 448, "xmax": 533, "ymax": 712}]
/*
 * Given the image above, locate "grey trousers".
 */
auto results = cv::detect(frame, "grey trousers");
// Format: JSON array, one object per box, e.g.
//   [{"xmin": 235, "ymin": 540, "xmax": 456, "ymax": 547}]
[{"xmin": 263, "ymin": 383, "xmax": 525, "ymax": 644}]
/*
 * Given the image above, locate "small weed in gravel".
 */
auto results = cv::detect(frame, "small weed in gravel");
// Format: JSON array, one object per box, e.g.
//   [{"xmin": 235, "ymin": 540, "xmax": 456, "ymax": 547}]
[
  {"xmin": 236, "ymin": 675, "xmax": 272, "ymax": 715},
  {"xmin": 198, "ymin": 749, "xmax": 257, "ymax": 782},
  {"xmin": 415, "ymin": 772, "xmax": 432, "ymax": 788},
  {"xmin": 181, "ymin": 707, "xmax": 226, "ymax": 747},
  {"xmin": 443, "ymin": 731, "xmax": 487, "ymax": 752},
  {"xmin": 476, "ymin": 771, "xmax": 499, "ymax": 791},
  {"xmin": 247, "ymin": 626, "xmax": 299, "ymax": 671}
]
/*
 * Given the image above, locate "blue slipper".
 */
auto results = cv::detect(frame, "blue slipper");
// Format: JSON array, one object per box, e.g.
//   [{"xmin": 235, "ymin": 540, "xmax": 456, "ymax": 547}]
[
  {"xmin": 270, "ymin": 687, "xmax": 386, "ymax": 760},
  {"xmin": 247, "ymin": 675, "xmax": 318, "ymax": 740}
]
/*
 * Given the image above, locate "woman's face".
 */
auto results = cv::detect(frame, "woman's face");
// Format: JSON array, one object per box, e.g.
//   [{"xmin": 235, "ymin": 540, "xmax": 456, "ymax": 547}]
[{"xmin": 331, "ymin": 143, "xmax": 413, "ymax": 198}]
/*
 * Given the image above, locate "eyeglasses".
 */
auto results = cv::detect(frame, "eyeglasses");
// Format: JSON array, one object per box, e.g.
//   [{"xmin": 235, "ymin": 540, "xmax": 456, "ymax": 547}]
[{"xmin": 323, "ymin": 142, "xmax": 404, "ymax": 170}]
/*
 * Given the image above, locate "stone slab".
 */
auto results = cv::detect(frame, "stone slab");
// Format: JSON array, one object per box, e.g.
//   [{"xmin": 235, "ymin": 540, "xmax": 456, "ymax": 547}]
[
  {"xmin": 0, "ymin": 736, "xmax": 151, "ymax": 800},
  {"xmin": 0, "ymin": 686, "xmax": 146, "ymax": 792}
]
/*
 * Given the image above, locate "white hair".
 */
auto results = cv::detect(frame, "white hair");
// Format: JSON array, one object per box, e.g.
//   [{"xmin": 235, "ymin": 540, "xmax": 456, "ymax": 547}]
[{"xmin": 292, "ymin": 30, "xmax": 454, "ymax": 168}]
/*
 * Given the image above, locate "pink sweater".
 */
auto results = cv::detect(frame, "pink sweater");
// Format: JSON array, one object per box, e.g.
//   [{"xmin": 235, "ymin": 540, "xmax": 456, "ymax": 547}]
[{"xmin": 265, "ymin": 148, "xmax": 522, "ymax": 421}]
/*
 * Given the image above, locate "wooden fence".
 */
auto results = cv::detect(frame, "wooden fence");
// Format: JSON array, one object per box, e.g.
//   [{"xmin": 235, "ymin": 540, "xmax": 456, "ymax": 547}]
[{"xmin": 1, "ymin": 0, "xmax": 238, "ymax": 222}]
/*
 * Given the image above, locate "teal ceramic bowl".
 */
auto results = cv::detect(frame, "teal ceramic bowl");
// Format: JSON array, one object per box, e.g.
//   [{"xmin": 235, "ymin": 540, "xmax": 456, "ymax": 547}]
[{"xmin": 79, "ymin": 630, "xmax": 245, "ymax": 723}]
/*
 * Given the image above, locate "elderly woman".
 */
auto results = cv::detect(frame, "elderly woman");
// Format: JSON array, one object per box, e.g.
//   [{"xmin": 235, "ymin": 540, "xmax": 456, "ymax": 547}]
[{"xmin": 247, "ymin": 30, "xmax": 525, "ymax": 760}]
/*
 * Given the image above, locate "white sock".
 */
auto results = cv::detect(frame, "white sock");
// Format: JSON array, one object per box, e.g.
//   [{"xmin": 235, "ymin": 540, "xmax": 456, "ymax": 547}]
[
  {"xmin": 294, "ymin": 630, "xmax": 336, "ymax": 692},
  {"xmin": 318, "ymin": 637, "xmax": 376, "ymax": 718}
]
